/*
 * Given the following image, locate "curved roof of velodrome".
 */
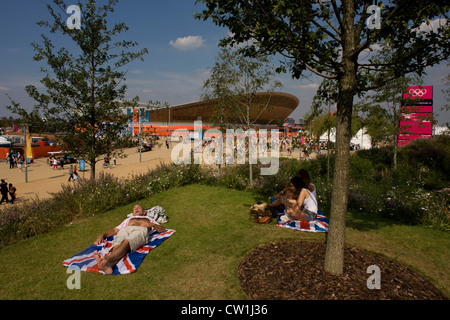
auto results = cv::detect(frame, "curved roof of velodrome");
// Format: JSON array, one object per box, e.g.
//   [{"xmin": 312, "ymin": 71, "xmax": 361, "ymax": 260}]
[{"xmin": 140, "ymin": 92, "xmax": 299, "ymax": 125}]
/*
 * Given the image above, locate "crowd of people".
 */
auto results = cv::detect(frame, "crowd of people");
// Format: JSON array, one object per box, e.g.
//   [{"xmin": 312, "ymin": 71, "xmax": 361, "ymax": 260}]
[
  {"xmin": 5, "ymin": 152, "xmax": 27, "ymax": 172},
  {"xmin": 50, "ymin": 155, "xmax": 66, "ymax": 170},
  {"xmin": 1, "ymin": 153, "xmax": 83, "ymax": 205},
  {"xmin": 102, "ymin": 156, "xmax": 117, "ymax": 169},
  {"xmin": 2, "ymin": 152, "xmax": 24, "ymax": 204}
]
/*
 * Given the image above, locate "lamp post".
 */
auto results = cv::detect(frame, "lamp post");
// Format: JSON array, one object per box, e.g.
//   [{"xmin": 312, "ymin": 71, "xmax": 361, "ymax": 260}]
[
  {"xmin": 168, "ymin": 106, "xmax": 170, "ymax": 145},
  {"xmin": 139, "ymin": 109, "xmax": 142, "ymax": 163}
]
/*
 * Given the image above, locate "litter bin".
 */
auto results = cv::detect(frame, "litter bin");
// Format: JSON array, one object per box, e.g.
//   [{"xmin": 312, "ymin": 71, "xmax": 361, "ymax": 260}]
[{"xmin": 79, "ymin": 159, "xmax": 85, "ymax": 171}]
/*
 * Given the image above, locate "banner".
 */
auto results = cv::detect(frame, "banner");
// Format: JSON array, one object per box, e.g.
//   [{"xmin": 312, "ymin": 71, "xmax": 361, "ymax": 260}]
[
  {"xmin": 403, "ymin": 86, "xmax": 433, "ymax": 101},
  {"xmin": 26, "ymin": 133, "xmax": 33, "ymax": 160}
]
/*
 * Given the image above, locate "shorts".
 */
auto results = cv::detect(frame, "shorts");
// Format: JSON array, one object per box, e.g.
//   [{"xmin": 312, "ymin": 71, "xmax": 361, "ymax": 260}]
[
  {"xmin": 303, "ymin": 209, "xmax": 317, "ymax": 221},
  {"xmin": 112, "ymin": 226, "xmax": 149, "ymax": 252}
]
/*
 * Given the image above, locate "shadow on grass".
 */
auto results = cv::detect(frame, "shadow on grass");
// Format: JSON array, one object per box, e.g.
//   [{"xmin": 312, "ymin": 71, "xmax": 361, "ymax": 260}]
[{"xmin": 346, "ymin": 210, "xmax": 404, "ymax": 231}]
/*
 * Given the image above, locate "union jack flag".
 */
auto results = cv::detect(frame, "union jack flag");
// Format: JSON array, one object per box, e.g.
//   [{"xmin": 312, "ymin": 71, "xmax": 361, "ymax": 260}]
[
  {"xmin": 277, "ymin": 210, "xmax": 329, "ymax": 233},
  {"xmin": 63, "ymin": 229, "xmax": 175, "ymax": 275}
]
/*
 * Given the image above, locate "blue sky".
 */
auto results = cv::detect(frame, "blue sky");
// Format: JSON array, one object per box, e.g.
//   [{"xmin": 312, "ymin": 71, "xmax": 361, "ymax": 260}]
[{"xmin": 0, "ymin": 0, "xmax": 448, "ymax": 124}]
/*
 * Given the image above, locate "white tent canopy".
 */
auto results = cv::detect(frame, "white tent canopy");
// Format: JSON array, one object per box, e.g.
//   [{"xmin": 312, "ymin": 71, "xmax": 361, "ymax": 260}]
[
  {"xmin": 0, "ymin": 136, "xmax": 11, "ymax": 147},
  {"xmin": 319, "ymin": 128, "xmax": 372, "ymax": 150}
]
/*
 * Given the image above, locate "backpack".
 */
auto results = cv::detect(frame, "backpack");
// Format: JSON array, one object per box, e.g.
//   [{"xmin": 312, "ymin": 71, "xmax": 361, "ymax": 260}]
[
  {"xmin": 145, "ymin": 206, "xmax": 169, "ymax": 224},
  {"xmin": 249, "ymin": 202, "xmax": 272, "ymax": 224}
]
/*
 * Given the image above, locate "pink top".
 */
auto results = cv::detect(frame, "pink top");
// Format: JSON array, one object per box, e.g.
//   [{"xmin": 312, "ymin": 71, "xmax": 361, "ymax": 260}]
[{"xmin": 116, "ymin": 216, "xmax": 159, "ymax": 230}]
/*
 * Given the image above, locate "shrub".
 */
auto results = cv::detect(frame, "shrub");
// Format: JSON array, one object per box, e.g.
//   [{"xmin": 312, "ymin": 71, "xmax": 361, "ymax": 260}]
[
  {"xmin": 302, "ymin": 153, "xmax": 335, "ymax": 179},
  {"xmin": 418, "ymin": 189, "xmax": 450, "ymax": 231},
  {"xmin": 1, "ymin": 136, "xmax": 449, "ymax": 247},
  {"xmin": 345, "ymin": 136, "xmax": 449, "ymax": 229},
  {"xmin": 398, "ymin": 136, "xmax": 450, "ymax": 190},
  {"xmin": 380, "ymin": 193, "xmax": 422, "ymax": 224},
  {"xmin": 349, "ymin": 155, "xmax": 375, "ymax": 183},
  {"xmin": 355, "ymin": 146, "xmax": 394, "ymax": 169},
  {"xmin": 313, "ymin": 178, "xmax": 333, "ymax": 215},
  {"xmin": 253, "ymin": 159, "xmax": 300, "ymax": 196}
]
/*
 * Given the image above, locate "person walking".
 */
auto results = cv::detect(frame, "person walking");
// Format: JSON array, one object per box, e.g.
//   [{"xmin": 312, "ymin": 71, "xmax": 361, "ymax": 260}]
[
  {"xmin": 0, "ymin": 179, "xmax": 9, "ymax": 204},
  {"xmin": 8, "ymin": 183, "xmax": 16, "ymax": 204},
  {"xmin": 73, "ymin": 165, "xmax": 79, "ymax": 181},
  {"xmin": 9, "ymin": 155, "xmax": 15, "ymax": 169},
  {"xmin": 52, "ymin": 158, "xmax": 58, "ymax": 170},
  {"xmin": 18, "ymin": 156, "xmax": 23, "ymax": 173},
  {"xmin": 68, "ymin": 165, "xmax": 74, "ymax": 181}
]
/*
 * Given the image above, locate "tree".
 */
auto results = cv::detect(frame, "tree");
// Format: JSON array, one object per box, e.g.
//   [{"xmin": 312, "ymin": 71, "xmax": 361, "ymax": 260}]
[
  {"xmin": 361, "ymin": 105, "xmax": 392, "ymax": 145},
  {"xmin": 358, "ymin": 69, "xmax": 423, "ymax": 168},
  {"xmin": 6, "ymin": 0, "xmax": 148, "ymax": 180},
  {"xmin": 308, "ymin": 79, "xmax": 338, "ymax": 182},
  {"xmin": 196, "ymin": 0, "xmax": 449, "ymax": 275},
  {"xmin": 201, "ymin": 46, "xmax": 282, "ymax": 185},
  {"xmin": 441, "ymin": 64, "xmax": 450, "ymax": 129}
]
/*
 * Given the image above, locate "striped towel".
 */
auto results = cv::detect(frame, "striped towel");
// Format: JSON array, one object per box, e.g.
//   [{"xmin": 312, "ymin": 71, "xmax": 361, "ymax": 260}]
[
  {"xmin": 277, "ymin": 210, "xmax": 329, "ymax": 232},
  {"xmin": 62, "ymin": 229, "xmax": 175, "ymax": 275}
]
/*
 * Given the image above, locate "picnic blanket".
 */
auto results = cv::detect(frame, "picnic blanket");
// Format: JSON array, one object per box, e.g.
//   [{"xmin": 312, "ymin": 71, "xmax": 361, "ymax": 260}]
[
  {"xmin": 62, "ymin": 229, "xmax": 175, "ymax": 275},
  {"xmin": 277, "ymin": 209, "xmax": 329, "ymax": 233}
]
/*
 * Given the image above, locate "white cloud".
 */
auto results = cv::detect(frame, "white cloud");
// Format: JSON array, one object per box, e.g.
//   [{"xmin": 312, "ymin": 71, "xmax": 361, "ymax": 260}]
[
  {"xmin": 292, "ymin": 83, "xmax": 320, "ymax": 90},
  {"xmin": 0, "ymin": 87, "xmax": 10, "ymax": 91},
  {"xmin": 169, "ymin": 35, "xmax": 204, "ymax": 51},
  {"xmin": 414, "ymin": 18, "xmax": 447, "ymax": 34}
]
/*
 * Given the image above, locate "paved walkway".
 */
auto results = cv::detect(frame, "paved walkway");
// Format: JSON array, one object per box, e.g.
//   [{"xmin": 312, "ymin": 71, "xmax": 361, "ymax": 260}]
[
  {"xmin": 0, "ymin": 143, "xmax": 317, "ymax": 206},
  {"xmin": 0, "ymin": 146, "xmax": 174, "ymax": 204}
]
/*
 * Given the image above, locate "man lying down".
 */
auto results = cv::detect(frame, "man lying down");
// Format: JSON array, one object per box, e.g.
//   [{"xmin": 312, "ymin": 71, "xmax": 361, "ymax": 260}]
[{"xmin": 93, "ymin": 204, "xmax": 166, "ymax": 274}]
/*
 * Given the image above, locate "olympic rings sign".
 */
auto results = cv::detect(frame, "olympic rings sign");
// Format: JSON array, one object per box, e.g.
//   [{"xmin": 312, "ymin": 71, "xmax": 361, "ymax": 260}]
[{"xmin": 408, "ymin": 88, "xmax": 428, "ymax": 97}]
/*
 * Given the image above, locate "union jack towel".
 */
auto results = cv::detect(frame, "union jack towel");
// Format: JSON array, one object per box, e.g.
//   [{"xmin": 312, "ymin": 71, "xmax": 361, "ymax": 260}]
[
  {"xmin": 277, "ymin": 210, "xmax": 329, "ymax": 232},
  {"xmin": 63, "ymin": 229, "xmax": 175, "ymax": 275}
]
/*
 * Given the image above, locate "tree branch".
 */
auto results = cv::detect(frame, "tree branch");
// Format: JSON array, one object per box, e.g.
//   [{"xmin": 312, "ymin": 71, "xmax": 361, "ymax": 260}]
[
  {"xmin": 310, "ymin": 19, "xmax": 342, "ymax": 42},
  {"xmin": 318, "ymin": 0, "xmax": 342, "ymax": 36},
  {"xmin": 330, "ymin": 0, "xmax": 343, "ymax": 30}
]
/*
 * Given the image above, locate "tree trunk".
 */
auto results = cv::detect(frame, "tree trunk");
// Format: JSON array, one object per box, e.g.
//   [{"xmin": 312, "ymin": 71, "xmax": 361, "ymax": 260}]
[
  {"xmin": 324, "ymin": 0, "xmax": 357, "ymax": 275},
  {"xmin": 327, "ymin": 102, "xmax": 331, "ymax": 183},
  {"xmin": 393, "ymin": 83, "xmax": 401, "ymax": 171},
  {"xmin": 247, "ymin": 93, "xmax": 253, "ymax": 186},
  {"xmin": 393, "ymin": 107, "xmax": 399, "ymax": 170},
  {"xmin": 90, "ymin": 157, "xmax": 96, "ymax": 180}
]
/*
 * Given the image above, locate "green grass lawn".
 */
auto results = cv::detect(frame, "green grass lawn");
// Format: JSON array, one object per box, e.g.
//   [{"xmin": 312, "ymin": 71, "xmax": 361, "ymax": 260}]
[{"xmin": 0, "ymin": 184, "xmax": 448, "ymax": 299}]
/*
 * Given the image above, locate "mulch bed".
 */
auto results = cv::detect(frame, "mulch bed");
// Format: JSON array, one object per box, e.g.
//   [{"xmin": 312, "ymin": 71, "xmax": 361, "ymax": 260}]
[{"xmin": 238, "ymin": 241, "xmax": 447, "ymax": 300}]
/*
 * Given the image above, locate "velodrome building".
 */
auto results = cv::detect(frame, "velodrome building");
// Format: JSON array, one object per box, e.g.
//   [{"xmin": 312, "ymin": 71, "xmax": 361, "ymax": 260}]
[{"xmin": 123, "ymin": 92, "xmax": 299, "ymax": 136}]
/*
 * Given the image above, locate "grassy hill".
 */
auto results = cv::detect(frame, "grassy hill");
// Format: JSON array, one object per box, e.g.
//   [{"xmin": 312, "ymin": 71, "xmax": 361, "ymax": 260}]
[{"xmin": 0, "ymin": 184, "xmax": 448, "ymax": 299}]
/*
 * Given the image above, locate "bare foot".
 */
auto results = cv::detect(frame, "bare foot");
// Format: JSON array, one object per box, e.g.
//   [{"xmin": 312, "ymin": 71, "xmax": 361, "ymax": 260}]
[
  {"xmin": 93, "ymin": 250, "xmax": 113, "ymax": 274},
  {"xmin": 102, "ymin": 264, "xmax": 113, "ymax": 275},
  {"xmin": 93, "ymin": 250, "xmax": 101, "ymax": 264}
]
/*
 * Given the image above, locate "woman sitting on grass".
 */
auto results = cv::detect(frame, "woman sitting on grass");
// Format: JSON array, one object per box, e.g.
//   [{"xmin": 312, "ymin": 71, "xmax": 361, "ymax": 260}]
[
  {"xmin": 280, "ymin": 174, "xmax": 318, "ymax": 222},
  {"xmin": 268, "ymin": 169, "xmax": 316, "ymax": 209},
  {"xmin": 268, "ymin": 176, "xmax": 300, "ymax": 208}
]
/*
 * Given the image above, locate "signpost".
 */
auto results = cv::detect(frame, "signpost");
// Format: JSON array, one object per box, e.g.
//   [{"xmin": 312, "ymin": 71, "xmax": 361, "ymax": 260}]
[{"xmin": 398, "ymin": 86, "xmax": 433, "ymax": 146}]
